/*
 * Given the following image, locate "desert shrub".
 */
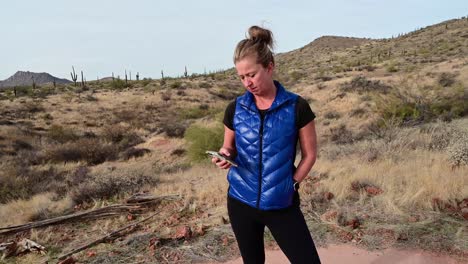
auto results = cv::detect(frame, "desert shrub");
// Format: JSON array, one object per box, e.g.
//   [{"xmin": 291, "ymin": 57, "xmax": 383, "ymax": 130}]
[
  {"xmin": 208, "ymin": 88, "xmax": 241, "ymax": 100},
  {"xmin": 178, "ymin": 106, "xmax": 213, "ymax": 119},
  {"xmin": 176, "ymin": 90, "xmax": 186, "ymax": 96},
  {"xmin": 67, "ymin": 166, "xmax": 90, "ymax": 186},
  {"xmin": 141, "ymin": 78, "xmax": 152, "ymax": 86},
  {"xmin": 321, "ymin": 144, "xmax": 355, "ymax": 161},
  {"xmin": 12, "ymin": 139, "xmax": 33, "ymax": 151},
  {"xmin": 171, "ymin": 148, "xmax": 186, "ymax": 156},
  {"xmin": 85, "ymin": 94, "xmax": 98, "ymax": 102},
  {"xmin": 47, "ymin": 124, "xmax": 79, "ymax": 143},
  {"xmin": 363, "ymin": 118, "xmax": 400, "ymax": 142},
  {"xmin": 328, "ymin": 124, "xmax": 356, "ymax": 144},
  {"xmin": 162, "ymin": 122, "xmax": 188, "ymax": 138},
  {"xmin": 362, "ymin": 65, "xmax": 376, "ymax": 72},
  {"xmin": 198, "ymin": 82, "xmax": 212, "ymax": 89},
  {"xmin": 447, "ymin": 132, "xmax": 468, "ymax": 166},
  {"xmin": 0, "ymin": 162, "xmax": 66, "ymax": 203},
  {"xmin": 101, "ymin": 125, "xmax": 143, "ymax": 149},
  {"xmin": 185, "ymin": 124, "xmax": 224, "ymax": 162},
  {"xmin": 340, "ymin": 76, "xmax": 390, "ymax": 94},
  {"xmin": 112, "ymin": 109, "xmax": 140, "ymax": 124},
  {"xmin": 386, "ymin": 63, "xmax": 399, "ymax": 73},
  {"xmin": 170, "ymin": 81, "xmax": 182, "ymax": 89},
  {"xmin": 71, "ymin": 171, "xmax": 158, "ymax": 204},
  {"xmin": 289, "ymin": 70, "xmax": 305, "ymax": 82},
  {"xmin": 426, "ymin": 123, "xmax": 463, "ymax": 151},
  {"xmin": 375, "ymin": 87, "xmax": 467, "ymax": 125},
  {"xmin": 120, "ymin": 147, "xmax": 151, "ymax": 160},
  {"xmin": 349, "ymin": 108, "xmax": 366, "ymax": 117},
  {"xmin": 437, "ymin": 72, "xmax": 457, "ymax": 87},
  {"xmin": 44, "ymin": 138, "xmax": 117, "ymax": 165},
  {"xmin": 324, "ymin": 111, "xmax": 341, "ymax": 119},
  {"xmin": 110, "ymin": 79, "xmax": 129, "ymax": 90}
]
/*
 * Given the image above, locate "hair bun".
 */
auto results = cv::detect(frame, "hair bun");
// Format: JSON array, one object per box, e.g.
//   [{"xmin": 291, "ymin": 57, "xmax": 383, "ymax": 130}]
[{"xmin": 248, "ymin": 26, "xmax": 274, "ymax": 49}]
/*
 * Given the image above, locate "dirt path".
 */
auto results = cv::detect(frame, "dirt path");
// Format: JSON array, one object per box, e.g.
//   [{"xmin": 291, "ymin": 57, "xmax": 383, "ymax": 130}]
[{"xmin": 210, "ymin": 244, "xmax": 466, "ymax": 264}]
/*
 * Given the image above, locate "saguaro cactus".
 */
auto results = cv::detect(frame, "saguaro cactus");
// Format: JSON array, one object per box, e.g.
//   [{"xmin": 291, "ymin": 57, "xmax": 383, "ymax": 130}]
[
  {"xmin": 136, "ymin": 72, "xmax": 139, "ymax": 81},
  {"xmin": 125, "ymin": 70, "xmax": 128, "ymax": 85},
  {"xmin": 31, "ymin": 76, "xmax": 36, "ymax": 90},
  {"xmin": 81, "ymin": 71, "xmax": 85, "ymax": 87},
  {"xmin": 71, "ymin": 66, "xmax": 78, "ymax": 86},
  {"xmin": 184, "ymin": 66, "xmax": 188, "ymax": 78},
  {"xmin": 161, "ymin": 70, "xmax": 164, "ymax": 80}
]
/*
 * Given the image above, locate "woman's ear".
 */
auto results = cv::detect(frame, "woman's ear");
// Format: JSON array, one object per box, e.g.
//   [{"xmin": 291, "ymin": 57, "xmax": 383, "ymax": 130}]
[{"xmin": 267, "ymin": 62, "xmax": 275, "ymax": 73}]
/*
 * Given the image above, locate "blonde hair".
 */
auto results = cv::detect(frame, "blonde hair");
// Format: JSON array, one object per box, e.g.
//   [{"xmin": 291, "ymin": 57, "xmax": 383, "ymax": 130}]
[{"xmin": 233, "ymin": 26, "xmax": 275, "ymax": 67}]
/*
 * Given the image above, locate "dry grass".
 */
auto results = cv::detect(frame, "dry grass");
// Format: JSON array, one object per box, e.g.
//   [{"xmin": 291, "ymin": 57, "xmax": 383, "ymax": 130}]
[
  {"xmin": 315, "ymin": 150, "xmax": 467, "ymax": 212},
  {"xmin": 0, "ymin": 193, "xmax": 72, "ymax": 227},
  {"xmin": 152, "ymin": 164, "xmax": 228, "ymax": 214}
]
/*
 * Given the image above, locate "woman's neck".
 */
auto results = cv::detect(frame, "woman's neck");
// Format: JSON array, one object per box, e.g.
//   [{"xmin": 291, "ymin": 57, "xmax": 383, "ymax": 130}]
[{"xmin": 254, "ymin": 81, "xmax": 277, "ymax": 110}]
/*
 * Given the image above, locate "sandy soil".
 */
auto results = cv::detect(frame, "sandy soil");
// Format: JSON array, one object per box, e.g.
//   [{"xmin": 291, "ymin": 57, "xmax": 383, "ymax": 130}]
[{"xmin": 211, "ymin": 244, "xmax": 466, "ymax": 264}]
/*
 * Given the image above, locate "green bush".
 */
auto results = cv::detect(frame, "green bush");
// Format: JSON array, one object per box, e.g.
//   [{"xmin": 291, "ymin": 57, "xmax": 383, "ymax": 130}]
[{"xmin": 184, "ymin": 124, "xmax": 224, "ymax": 162}]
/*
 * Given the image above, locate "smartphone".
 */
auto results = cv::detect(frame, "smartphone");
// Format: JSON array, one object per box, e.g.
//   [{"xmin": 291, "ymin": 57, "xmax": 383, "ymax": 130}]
[{"xmin": 206, "ymin": 150, "xmax": 238, "ymax": 167}]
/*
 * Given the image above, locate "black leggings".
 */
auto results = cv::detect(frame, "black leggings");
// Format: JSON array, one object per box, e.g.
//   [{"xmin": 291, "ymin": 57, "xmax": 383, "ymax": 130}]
[{"xmin": 227, "ymin": 193, "xmax": 321, "ymax": 264}]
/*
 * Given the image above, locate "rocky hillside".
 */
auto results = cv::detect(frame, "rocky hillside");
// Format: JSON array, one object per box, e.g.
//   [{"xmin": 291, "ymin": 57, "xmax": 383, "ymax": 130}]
[{"xmin": 0, "ymin": 71, "xmax": 71, "ymax": 88}]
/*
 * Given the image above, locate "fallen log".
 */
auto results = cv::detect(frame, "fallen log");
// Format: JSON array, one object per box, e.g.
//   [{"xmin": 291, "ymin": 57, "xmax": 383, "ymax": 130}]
[
  {"xmin": 0, "ymin": 194, "xmax": 180, "ymax": 235},
  {"xmin": 57, "ymin": 211, "xmax": 160, "ymax": 260}
]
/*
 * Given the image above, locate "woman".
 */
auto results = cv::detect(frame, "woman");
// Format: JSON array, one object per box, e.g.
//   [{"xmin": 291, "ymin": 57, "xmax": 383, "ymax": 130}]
[{"xmin": 212, "ymin": 25, "xmax": 321, "ymax": 264}]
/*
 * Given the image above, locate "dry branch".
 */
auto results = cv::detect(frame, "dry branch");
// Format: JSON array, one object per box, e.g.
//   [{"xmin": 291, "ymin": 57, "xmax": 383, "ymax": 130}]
[
  {"xmin": 0, "ymin": 194, "xmax": 180, "ymax": 235},
  {"xmin": 57, "ymin": 211, "xmax": 160, "ymax": 260}
]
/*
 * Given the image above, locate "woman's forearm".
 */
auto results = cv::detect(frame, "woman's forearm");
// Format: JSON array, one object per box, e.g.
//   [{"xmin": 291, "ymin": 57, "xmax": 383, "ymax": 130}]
[{"xmin": 293, "ymin": 154, "xmax": 316, "ymax": 182}]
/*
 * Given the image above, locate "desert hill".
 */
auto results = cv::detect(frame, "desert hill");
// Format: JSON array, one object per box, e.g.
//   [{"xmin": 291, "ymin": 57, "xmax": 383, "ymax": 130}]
[{"xmin": 0, "ymin": 71, "xmax": 71, "ymax": 88}]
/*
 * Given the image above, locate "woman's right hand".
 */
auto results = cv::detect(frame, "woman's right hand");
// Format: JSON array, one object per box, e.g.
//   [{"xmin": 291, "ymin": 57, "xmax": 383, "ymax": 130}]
[{"xmin": 212, "ymin": 147, "xmax": 232, "ymax": 170}]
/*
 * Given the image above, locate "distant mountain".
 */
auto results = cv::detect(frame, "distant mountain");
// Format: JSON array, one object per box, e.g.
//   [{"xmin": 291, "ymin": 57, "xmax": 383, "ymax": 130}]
[{"xmin": 0, "ymin": 71, "xmax": 71, "ymax": 88}]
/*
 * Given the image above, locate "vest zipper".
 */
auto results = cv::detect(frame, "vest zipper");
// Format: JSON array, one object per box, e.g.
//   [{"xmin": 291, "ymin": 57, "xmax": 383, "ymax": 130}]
[{"xmin": 256, "ymin": 114, "xmax": 264, "ymax": 209}]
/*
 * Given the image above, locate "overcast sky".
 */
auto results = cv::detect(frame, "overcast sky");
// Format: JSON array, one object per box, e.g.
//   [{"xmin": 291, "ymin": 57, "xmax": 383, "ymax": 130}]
[{"xmin": 1, "ymin": 0, "xmax": 466, "ymax": 80}]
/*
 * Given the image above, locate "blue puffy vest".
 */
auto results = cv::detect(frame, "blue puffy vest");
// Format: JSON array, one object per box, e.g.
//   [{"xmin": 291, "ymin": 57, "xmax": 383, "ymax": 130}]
[{"xmin": 227, "ymin": 81, "xmax": 298, "ymax": 210}]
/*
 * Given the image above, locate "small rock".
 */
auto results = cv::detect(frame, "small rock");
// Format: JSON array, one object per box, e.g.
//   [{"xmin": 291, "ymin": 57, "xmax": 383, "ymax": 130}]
[
  {"xmin": 321, "ymin": 210, "xmax": 338, "ymax": 221},
  {"xmin": 408, "ymin": 216, "xmax": 419, "ymax": 223},
  {"xmin": 87, "ymin": 251, "xmax": 96, "ymax": 257},
  {"xmin": 323, "ymin": 192, "xmax": 334, "ymax": 200},
  {"xmin": 175, "ymin": 226, "xmax": 192, "ymax": 240},
  {"xmin": 365, "ymin": 186, "xmax": 383, "ymax": 196},
  {"xmin": 346, "ymin": 217, "xmax": 361, "ymax": 229},
  {"xmin": 222, "ymin": 236, "xmax": 229, "ymax": 246}
]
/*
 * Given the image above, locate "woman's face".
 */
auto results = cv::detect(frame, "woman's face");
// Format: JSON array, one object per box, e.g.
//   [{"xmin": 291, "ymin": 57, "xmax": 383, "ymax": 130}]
[{"xmin": 235, "ymin": 56, "xmax": 274, "ymax": 96}]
